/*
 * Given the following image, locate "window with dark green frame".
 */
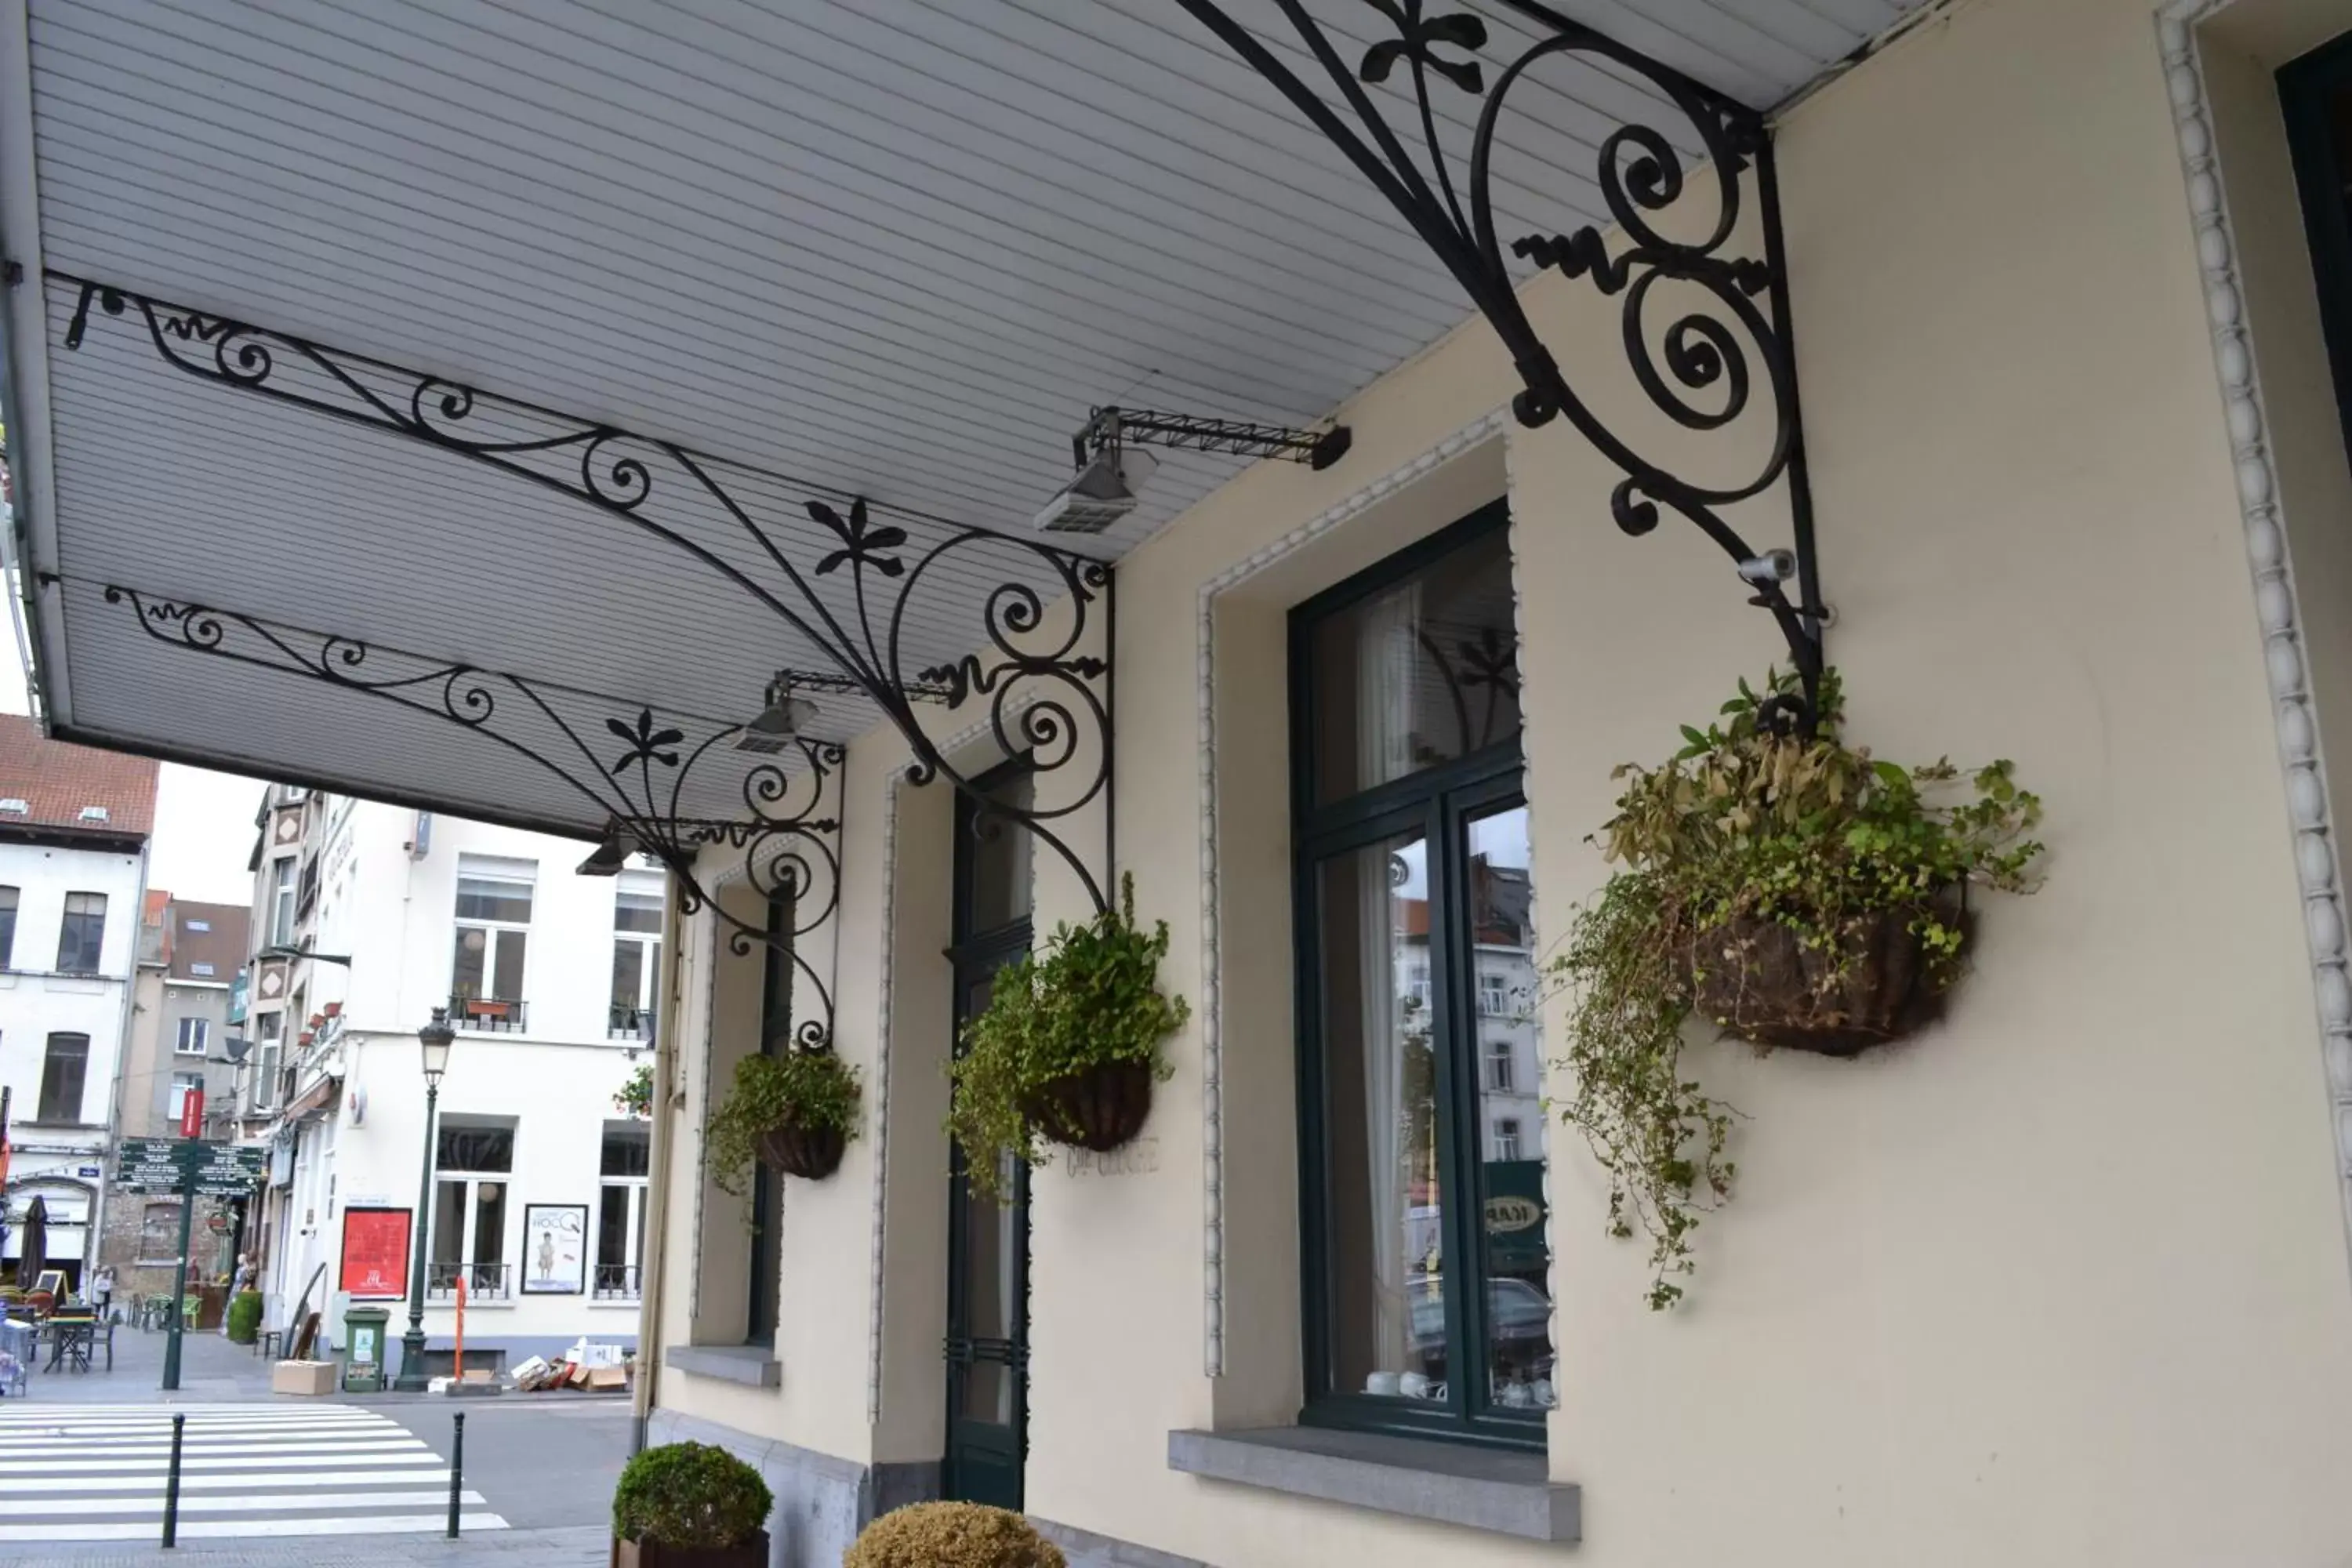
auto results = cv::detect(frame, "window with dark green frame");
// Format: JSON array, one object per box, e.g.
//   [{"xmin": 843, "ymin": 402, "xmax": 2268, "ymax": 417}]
[{"xmin": 1290, "ymin": 503, "xmax": 1555, "ymax": 1450}]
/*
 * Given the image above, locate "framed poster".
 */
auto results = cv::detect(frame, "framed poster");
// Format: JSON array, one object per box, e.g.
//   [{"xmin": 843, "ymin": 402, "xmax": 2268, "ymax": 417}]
[
  {"xmin": 521, "ymin": 1203, "xmax": 587, "ymax": 1295},
  {"xmin": 339, "ymin": 1207, "xmax": 411, "ymax": 1298}
]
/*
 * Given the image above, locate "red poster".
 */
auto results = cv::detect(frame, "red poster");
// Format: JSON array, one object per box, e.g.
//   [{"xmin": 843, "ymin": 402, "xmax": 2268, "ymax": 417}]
[
  {"xmin": 178, "ymin": 1087, "xmax": 203, "ymax": 1138},
  {"xmin": 340, "ymin": 1207, "xmax": 411, "ymax": 1298}
]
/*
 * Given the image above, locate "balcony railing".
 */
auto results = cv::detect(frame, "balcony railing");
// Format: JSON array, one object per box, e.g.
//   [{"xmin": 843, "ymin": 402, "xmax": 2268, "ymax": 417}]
[
  {"xmin": 607, "ymin": 1005, "xmax": 652, "ymax": 1042},
  {"xmin": 450, "ymin": 994, "xmax": 527, "ymax": 1033},
  {"xmin": 592, "ymin": 1263, "xmax": 641, "ymax": 1301},
  {"xmin": 426, "ymin": 1261, "xmax": 512, "ymax": 1302}
]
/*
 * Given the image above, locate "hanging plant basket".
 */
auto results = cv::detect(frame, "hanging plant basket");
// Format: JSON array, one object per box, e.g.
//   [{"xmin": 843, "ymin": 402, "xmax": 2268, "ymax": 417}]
[
  {"xmin": 1022, "ymin": 1058, "xmax": 1155, "ymax": 1152},
  {"xmin": 1688, "ymin": 902, "xmax": 1960, "ymax": 1057},
  {"xmin": 756, "ymin": 1120, "xmax": 846, "ymax": 1181}
]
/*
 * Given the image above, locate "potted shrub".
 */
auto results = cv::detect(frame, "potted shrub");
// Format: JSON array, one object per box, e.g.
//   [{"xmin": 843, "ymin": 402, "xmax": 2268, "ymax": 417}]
[
  {"xmin": 1552, "ymin": 669, "xmax": 2044, "ymax": 1308},
  {"xmin": 615, "ymin": 1062, "xmax": 655, "ymax": 1119},
  {"xmin": 225, "ymin": 1289, "xmax": 263, "ymax": 1345},
  {"xmin": 949, "ymin": 874, "xmax": 1189, "ymax": 1197},
  {"xmin": 610, "ymin": 1440, "xmax": 771, "ymax": 1567},
  {"xmin": 845, "ymin": 1501, "xmax": 1065, "ymax": 1568},
  {"xmin": 704, "ymin": 1047, "xmax": 861, "ymax": 1185}
]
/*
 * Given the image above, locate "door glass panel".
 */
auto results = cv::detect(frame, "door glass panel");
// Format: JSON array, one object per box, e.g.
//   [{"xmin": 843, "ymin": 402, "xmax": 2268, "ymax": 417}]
[
  {"xmin": 1311, "ymin": 524, "xmax": 1519, "ymax": 804},
  {"xmin": 1319, "ymin": 829, "xmax": 1448, "ymax": 1402},
  {"xmin": 1465, "ymin": 804, "xmax": 1555, "ymax": 1411},
  {"xmin": 960, "ymin": 1358, "xmax": 1014, "ymax": 1427},
  {"xmin": 965, "ymin": 775, "xmax": 1035, "ymax": 931}
]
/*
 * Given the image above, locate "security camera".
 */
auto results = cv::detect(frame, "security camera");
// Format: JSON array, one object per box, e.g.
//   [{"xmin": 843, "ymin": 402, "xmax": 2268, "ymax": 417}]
[{"xmin": 1737, "ymin": 549, "xmax": 1797, "ymax": 586}]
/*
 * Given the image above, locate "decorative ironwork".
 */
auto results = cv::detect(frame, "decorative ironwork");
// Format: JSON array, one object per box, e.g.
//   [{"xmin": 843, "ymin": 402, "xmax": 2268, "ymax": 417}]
[
  {"xmin": 64, "ymin": 575, "xmax": 851, "ymax": 1046},
  {"xmin": 54, "ymin": 274, "xmax": 1119, "ymax": 922},
  {"xmin": 1172, "ymin": 0, "xmax": 1825, "ymax": 728}
]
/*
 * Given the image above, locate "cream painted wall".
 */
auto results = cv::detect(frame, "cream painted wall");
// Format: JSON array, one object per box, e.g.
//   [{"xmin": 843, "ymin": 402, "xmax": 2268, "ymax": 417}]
[{"xmin": 648, "ymin": 0, "xmax": 2352, "ymax": 1562}]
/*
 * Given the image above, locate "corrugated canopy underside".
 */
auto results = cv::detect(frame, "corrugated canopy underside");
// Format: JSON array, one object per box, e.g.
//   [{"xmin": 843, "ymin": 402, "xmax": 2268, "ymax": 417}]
[{"xmin": 18, "ymin": 0, "xmax": 1919, "ymax": 834}]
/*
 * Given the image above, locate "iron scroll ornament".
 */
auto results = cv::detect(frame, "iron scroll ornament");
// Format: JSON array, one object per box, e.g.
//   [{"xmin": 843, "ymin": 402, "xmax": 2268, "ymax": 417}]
[
  {"xmin": 53, "ymin": 272, "xmax": 1118, "ymax": 916},
  {"xmin": 58, "ymin": 575, "xmax": 855, "ymax": 1047},
  {"xmin": 1172, "ymin": 0, "xmax": 1825, "ymax": 729}
]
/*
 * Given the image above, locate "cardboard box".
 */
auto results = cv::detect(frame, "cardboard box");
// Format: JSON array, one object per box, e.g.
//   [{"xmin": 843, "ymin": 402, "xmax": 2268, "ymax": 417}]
[
  {"xmin": 461, "ymin": 1368, "xmax": 495, "ymax": 1385},
  {"xmin": 586, "ymin": 1365, "xmax": 627, "ymax": 1390},
  {"xmin": 271, "ymin": 1359, "xmax": 336, "ymax": 1396}
]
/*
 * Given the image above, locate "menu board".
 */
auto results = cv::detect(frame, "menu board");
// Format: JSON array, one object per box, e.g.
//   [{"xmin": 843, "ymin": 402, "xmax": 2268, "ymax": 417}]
[{"xmin": 339, "ymin": 1207, "xmax": 412, "ymax": 1299}]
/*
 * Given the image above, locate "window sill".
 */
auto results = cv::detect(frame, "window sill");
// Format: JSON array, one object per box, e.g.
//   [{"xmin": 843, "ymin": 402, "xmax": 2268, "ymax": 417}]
[
  {"xmin": 586, "ymin": 1300, "xmax": 642, "ymax": 1310},
  {"xmin": 1167, "ymin": 1425, "xmax": 1579, "ymax": 1543},
  {"xmin": 664, "ymin": 1345, "xmax": 779, "ymax": 1388}
]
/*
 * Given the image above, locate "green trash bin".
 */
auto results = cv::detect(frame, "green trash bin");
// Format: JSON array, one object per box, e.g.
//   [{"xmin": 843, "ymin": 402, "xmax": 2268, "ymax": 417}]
[{"xmin": 343, "ymin": 1305, "xmax": 391, "ymax": 1393}]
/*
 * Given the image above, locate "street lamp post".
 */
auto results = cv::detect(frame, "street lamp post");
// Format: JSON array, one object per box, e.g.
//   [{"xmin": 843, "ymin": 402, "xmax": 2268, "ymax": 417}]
[{"xmin": 393, "ymin": 1007, "xmax": 455, "ymax": 1393}]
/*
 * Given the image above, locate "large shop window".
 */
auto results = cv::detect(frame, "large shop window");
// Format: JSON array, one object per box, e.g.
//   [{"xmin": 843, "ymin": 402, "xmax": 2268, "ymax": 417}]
[
  {"xmin": 1290, "ymin": 505, "xmax": 1554, "ymax": 1450},
  {"xmin": 452, "ymin": 856, "xmax": 535, "ymax": 1030}
]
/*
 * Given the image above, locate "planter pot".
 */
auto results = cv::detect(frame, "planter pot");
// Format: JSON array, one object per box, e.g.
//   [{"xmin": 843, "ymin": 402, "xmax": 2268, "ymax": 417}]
[
  {"xmin": 1023, "ymin": 1058, "xmax": 1154, "ymax": 1152},
  {"xmin": 756, "ymin": 1121, "xmax": 845, "ymax": 1181},
  {"xmin": 1687, "ymin": 906, "xmax": 1954, "ymax": 1056},
  {"xmin": 611, "ymin": 1530, "xmax": 769, "ymax": 1568}
]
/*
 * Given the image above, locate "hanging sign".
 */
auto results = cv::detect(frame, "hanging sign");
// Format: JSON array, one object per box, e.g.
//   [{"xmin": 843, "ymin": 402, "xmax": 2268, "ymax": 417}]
[{"xmin": 339, "ymin": 1207, "xmax": 411, "ymax": 1298}]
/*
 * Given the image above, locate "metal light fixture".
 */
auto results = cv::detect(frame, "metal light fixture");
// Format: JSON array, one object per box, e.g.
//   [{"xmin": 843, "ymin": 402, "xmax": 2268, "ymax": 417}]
[
  {"xmin": 1033, "ymin": 405, "xmax": 1348, "ymax": 535},
  {"xmin": 418, "ymin": 1005, "xmax": 454, "ymax": 1085},
  {"xmin": 221, "ymin": 1034, "xmax": 252, "ymax": 1065},
  {"xmin": 575, "ymin": 821, "xmax": 633, "ymax": 877},
  {"xmin": 733, "ymin": 671, "xmax": 820, "ymax": 755},
  {"xmin": 1033, "ymin": 441, "xmax": 1158, "ymax": 535}
]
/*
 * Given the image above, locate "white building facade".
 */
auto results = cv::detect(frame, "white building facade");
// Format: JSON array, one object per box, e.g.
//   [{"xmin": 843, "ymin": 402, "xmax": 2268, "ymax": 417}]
[
  {"xmin": 0, "ymin": 715, "xmax": 154, "ymax": 1294},
  {"xmin": 245, "ymin": 786, "xmax": 656, "ymax": 1364}
]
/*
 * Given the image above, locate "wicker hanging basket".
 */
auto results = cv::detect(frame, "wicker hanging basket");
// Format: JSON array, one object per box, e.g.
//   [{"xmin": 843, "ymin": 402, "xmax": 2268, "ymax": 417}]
[
  {"xmin": 1686, "ymin": 902, "xmax": 1958, "ymax": 1057},
  {"xmin": 755, "ymin": 1120, "xmax": 847, "ymax": 1181},
  {"xmin": 1022, "ymin": 1058, "xmax": 1155, "ymax": 1152}
]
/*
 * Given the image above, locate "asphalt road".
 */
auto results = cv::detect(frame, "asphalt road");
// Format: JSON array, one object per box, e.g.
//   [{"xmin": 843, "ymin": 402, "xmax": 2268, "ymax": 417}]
[{"xmin": 370, "ymin": 1396, "xmax": 633, "ymax": 1532}]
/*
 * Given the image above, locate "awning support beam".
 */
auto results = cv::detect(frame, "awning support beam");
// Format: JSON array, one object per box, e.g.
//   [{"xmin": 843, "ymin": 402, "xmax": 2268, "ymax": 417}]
[{"xmin": 1177, "ymin": 0, "xmax": 1827, "ymax": 729}]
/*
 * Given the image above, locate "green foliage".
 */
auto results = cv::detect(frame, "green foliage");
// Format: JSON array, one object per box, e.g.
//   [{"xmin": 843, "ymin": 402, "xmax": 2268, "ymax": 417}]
[
  {"xmin": 844, "ymin": 1501, "xmax": 1065, "ymax": 1568},
  {"xmin": 1552, "ymin": 668, "xmax": 2045, "ymax": 1309},
  {"xmin": 613, "ymin": 1063, "xmax": 653, "ymax": 1119},
  {"xmin": 611, "ymin": 1440, "xmax": 772, "ymax": 1549},
  {"xmin": 703, "ymin": 1048, "xmax": 861, "ymax": 1196},
  {"xmin": 948, "ymin": 873, "xmax": 1189, "ymax": 1200},
  {"xmin": 225, "ymin": 1290, "xmax": 263, "ymax": 1345}
]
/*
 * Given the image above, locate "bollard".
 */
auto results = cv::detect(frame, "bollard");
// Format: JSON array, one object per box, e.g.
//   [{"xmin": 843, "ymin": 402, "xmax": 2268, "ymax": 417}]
[
  {"xmin": 447, "ymin": 1410, "xmax": 464, "ymax": 1538},
  {"xmin": 162, "ymin": 1412, "xmax": 185, "ymax": 1547}
]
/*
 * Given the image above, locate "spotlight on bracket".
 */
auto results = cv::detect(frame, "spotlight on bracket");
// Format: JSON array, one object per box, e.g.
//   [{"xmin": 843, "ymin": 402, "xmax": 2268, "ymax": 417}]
[
  {"xmin": 1736, "ymin": 548, "xmax": 1798, "ymax": 586},
  {"xmin": 735, "ymin": 671, "xmax": 820, "ymax": 755},
  {"xmin": 1033, "ymin": 405, "xmax": 1352, "ymax": 535},
  {"xmin": 577, "ymin": 820, "xmax": 634, "ymax": 877}
]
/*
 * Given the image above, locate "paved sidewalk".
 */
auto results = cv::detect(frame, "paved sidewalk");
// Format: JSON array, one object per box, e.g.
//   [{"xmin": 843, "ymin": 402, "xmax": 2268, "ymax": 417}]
[{"xmin": 16, "ymin": 1524, "xmax": 608, "ymax": 1566}]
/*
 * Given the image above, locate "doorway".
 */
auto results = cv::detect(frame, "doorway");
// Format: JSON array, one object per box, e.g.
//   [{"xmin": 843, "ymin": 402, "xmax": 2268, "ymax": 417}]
[{"xmin": 942, "ymin": 764, "xmax": 1033, "ymax": 1509}]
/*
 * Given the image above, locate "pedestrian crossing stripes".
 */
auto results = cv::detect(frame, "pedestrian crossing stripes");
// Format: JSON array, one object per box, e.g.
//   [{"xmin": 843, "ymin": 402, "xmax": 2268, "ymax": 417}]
[{"xmin": 0, "ymin": 1404, "xmax": 509, "ymax": 1542}]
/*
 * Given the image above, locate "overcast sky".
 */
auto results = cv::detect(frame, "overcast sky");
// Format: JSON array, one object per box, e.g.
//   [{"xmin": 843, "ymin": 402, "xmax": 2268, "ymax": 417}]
[{"xmin": 2, "ymin": 612, "xmax": 267, "ymax": 907}]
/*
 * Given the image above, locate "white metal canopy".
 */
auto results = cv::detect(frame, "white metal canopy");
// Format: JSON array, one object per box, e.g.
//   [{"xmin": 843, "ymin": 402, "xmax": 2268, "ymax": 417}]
[{"xmin": 0, "ymin": 0, "xmax": 1921, "ymax": 838}]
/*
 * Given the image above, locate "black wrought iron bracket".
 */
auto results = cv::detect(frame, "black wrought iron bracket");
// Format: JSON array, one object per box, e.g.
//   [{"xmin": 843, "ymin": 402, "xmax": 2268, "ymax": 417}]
[
  {"xmin": 45, "ymin": 572, "xmax": 864, "ymax": 1048},
  {"xmin": 1174, "ymin": 0, "xmax": 1826, "ymax": 729},
  {"xmin": 52, "ymin": 272, "xmax": 1120, "ymax": 1045},
  {"xmin": 1079, "ymin": 407, "xmax": 1354, "ymax": 472}
]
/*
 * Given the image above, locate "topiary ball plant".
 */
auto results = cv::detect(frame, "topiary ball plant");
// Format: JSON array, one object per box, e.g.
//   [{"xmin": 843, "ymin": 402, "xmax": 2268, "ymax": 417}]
[
  {"xmin": 949, "ymin": 873, "xmax": 1189, "ymax": 1200},
  {"xmin": 225, "ymin": 1290, "xmax": 263, "ymax": 1345},
  {"xmin": 844, "ymin": 1501, "xmax": 1065, "ymax": 1568},
  {"xmin": 612, "ymin": 1440, "xmax": 772, "ymax": 1553},
  {"xmin": 704, "ymin": 1047, "xmax": 862, "ymax": 1187},
  {"xmin": 1552, "ymin": 667, "xmax": 2044, "ymax": 1309}
]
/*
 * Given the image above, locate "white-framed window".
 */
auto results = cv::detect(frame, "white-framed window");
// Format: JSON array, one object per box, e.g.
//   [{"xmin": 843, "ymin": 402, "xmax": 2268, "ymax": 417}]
[
  {"xmin": 1403, "ymin": 961, "xmax": 1431, "ymax": 1010},
  {"xmin": 1479, "ymin": 971, "xmax": 1508, "ymax": 1017},
  {"xmin": 0, "ymin": 884, "xmax": 17, "ymax": 968},
  {"xmin": 175, "ymin": 1018, "xmax": 210, "ymax": 1056},
  {"xmin": 139, "ymin": 1200, "xmax": 183, "ymax": 1265},
  {"xmin": 251, "ymin": 1012, "xmax": 283, "ymax": 1112},
  {"xmin": 595, "ymin": 1121, "xmax": 651, "ymax": 1300},
  {"xmin": 431, "ymin": 1117, "xmax": 517, "ymax": 1301},
  {"xmin": 169, "ymin": 1070, "xmax": 205, "ymax": 1122},
  {"xmin": 1493, "ymin": 1117, "xmax": 1523, "ymax": 1162},
  {"xmin": 269, "ymin": 857, "xmax": 296, "ymax": 947},
  {"xmin": 185, "ymin": 919, "xmax": 211, "ymax": 933},
  {"xmin": 452, "ymin": 856, "xmax": 535, "ymax": 1029},
  {"xmin": 1485, "ymin": 1036, "xmax": 1515, "ymax": 1092},
  {"xmin": 608, "ymin": 873, "xmax": 662, "ymax": 1040},
  {"xmin": 57, "ymin": 891, "xmax": 107, "ymax": 972}
]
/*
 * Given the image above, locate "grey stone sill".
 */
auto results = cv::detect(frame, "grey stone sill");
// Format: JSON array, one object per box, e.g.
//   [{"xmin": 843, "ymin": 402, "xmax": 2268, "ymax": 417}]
[
  {"xmin": 1167, "ymin": 1425, "xmax": 1580, "ymax": 1543},
  {"xmin": 663, "ymin": 1345, "xmax": 780, "ymax": 1388}
]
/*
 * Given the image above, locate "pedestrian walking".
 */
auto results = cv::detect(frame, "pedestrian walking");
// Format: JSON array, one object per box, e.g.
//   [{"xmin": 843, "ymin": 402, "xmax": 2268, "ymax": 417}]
[{"xmin": 89, "ymin": 1264, "xmax": 114, "ymax": 1323}]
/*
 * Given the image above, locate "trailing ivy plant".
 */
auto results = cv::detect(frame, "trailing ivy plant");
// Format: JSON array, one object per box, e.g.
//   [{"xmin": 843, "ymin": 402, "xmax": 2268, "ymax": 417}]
[
  {"xmin": 1552, "ymin": 667, "xmax": 2044, "ymax": 1309},
  {"xmin": 613, "ymin": 1062, "xmax": 653, "ymax": 1119},
  {"xmin": 703, "ymin": 1048, "xmax": 862, "ymax": 1196},
  {"xmin": 949, "ymin": 873, "xmax": 1189, "ymax": 1201}
]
